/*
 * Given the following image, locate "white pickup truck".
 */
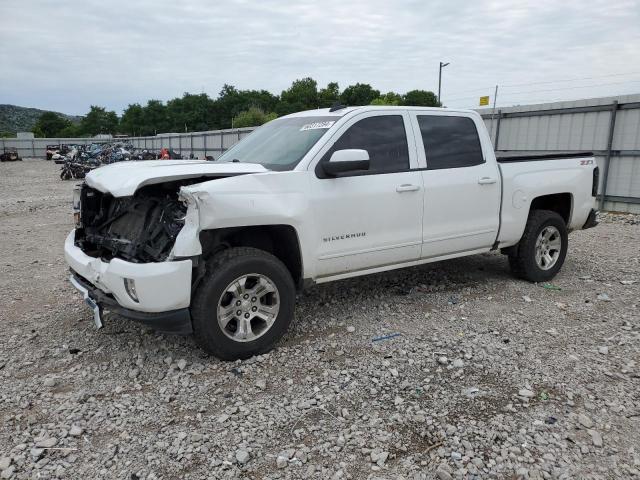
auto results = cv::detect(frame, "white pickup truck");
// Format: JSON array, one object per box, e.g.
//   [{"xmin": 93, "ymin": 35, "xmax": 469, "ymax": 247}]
[{"xmin": 65, "ymin": 106, "xmax": 599, "ymax": 359}]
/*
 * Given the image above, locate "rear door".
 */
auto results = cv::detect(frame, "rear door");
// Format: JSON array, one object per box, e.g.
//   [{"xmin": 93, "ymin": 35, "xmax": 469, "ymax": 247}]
[
  {"xmin": 309, "ymin": 111, "xmax": 424, "ymax": 278},
  {"xmin": 409, "ymin": 112, "xmax": 501, "ymax": 258}
]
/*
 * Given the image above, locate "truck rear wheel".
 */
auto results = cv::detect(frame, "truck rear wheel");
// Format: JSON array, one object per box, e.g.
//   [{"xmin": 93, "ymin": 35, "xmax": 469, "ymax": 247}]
[
  {"xmin": 508, "ymin": 210, "xmax": 568, "ymax": 283},
  {"xmin": 191, "ymin": 247, "xmax": 295, "ymax": 360}
]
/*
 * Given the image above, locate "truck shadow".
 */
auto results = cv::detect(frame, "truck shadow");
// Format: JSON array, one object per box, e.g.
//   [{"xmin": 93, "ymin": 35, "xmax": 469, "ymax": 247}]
[{"xmin": 301, "ymin": 251, "xmax": 512, "ymax": 303}]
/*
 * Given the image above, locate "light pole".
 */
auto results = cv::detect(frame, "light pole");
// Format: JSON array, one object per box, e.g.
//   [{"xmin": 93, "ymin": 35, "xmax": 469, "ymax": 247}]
[{"xmin": 438, "ymin": 61, "xmax": 450, "ymax": 106}]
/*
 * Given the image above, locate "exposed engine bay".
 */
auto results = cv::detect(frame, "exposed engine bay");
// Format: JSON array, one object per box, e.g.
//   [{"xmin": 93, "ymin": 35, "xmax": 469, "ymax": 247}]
[{"xmin": 74, "ymin": 180, "xmax": 205, "ymax": 263}]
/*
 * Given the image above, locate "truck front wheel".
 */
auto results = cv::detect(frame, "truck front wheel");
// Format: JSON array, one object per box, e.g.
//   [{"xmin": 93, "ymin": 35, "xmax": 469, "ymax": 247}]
[
  {"xmin": 191, "ymin": 247, "xmax": 295, "ymax": 360},
  {"xmin": 508, "ymin": 210, "xmax": 568, "ymax": 283}
]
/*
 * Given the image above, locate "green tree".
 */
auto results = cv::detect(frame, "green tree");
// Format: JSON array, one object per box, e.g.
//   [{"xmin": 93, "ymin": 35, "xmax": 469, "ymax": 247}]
[
  {"xmin": 120, "ymin": 103, "xmax": 145, "ymax": 136},
  {"xmin": 167, "ymin": 93, "xmax": 215, "ymax": 132},
  {"xmin": 340, "ymin": 83, "xmax": 380, "ymax": 106},
  {"xmin": 57, "ymin": 124, "xmax": 82, "ymax": 137},
  {"xmin": 278, "ymin": 77, "xmax": 318, "ymax": 115},
  {"xmin": 214, "ymin": 85, "xmax": 279, "ymax": 129},
  {"xmin": 141, "ymin": 100, "xmax": 170, "ymax": 135},
  {"xmin": 402, "ymin": 90, "xmax": 440, "ymax": 107},
  {"xmin": 318, "ymin": 82, "xmax": 340, "ymax": 108},
  {"xmin": 232, "ymin": 107, "xmax": 277, "ymax": 128},
  {"xmin": 79, "ymin": 106, "xmax": 119, "ymax": 135},
  {"xmin": 33, "ymin": 112, "xmax": 72, "ymax": 137},
  {"xmin": 371, "ymin": 91, "xmax": 403, "ymax": 106}
]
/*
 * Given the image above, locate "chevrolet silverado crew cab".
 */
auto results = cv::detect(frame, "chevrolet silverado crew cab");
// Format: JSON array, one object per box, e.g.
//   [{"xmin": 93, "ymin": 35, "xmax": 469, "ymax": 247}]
[{"xmin": 65, "ymin": 106, "xmax": 599, "ymax": 360}]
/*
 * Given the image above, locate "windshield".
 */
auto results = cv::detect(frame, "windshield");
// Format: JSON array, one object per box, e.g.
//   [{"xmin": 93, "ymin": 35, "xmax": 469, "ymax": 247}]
[{"xmin": 217, "ymin": 116, "xmax": 339, "ymax": 171}]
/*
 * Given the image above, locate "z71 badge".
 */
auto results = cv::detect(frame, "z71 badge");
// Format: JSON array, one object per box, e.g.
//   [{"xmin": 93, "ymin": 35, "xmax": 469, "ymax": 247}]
[{"xmin": 580, "ymin": 159, "xmax": 594, "ymax": 165}]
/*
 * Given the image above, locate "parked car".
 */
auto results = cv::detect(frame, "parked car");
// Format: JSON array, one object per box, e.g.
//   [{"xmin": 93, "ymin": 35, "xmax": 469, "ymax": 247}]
[
  {"xmin": 65, "ymin": 106, "xmax": 599, "ymax": 360},
  {"xmin": 0, "ymin": 148, "xmax": 22, "ymax": 162},
  {"xmin": 46, "ymin": 144, "xmax": 60, "ymax": 160}
]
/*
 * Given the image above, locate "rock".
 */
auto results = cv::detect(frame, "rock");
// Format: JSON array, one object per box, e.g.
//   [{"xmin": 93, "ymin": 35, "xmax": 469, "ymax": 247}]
[
  {"xmin": 177, "ymin": 359, "xmax": 188, "ymax": 371},
  {"xmin": 436, "ymin": 468, "xmax": 453, "ymax": 480},
  {"xmin": 518, "ymin": 389, "xmax": 535, "ymax": 398},
  {"xmin": 69, "ymin": 425, "xmax": 83, "ymax": 436},
  {"xmin": 389, "ymin": 368, "xmax": 398, "ymax": 377},
  {"xmin": 375, "ymin": 451, "xmax": 389, "ymax": 466},
  {"xmin": 43, "ymin": 377, "xmax": 57, "ymax": 388},
  {"xmin": 589, "ymin": 430, "xmax": 603, "ymax": 447},
  {"xmin": 346, "ymin": 326, "xmax": 355, "ymax": 333},
  {"xmin": 462, "ymin": 387, "xmax": 480, "ymax": 398},
  {"xmin": 522, "ymin": 295, "xmax": 532, "ymax": 303},
  {"xmin": 578, "ymin": 414, "xmax": 593, "ymax": 428},
  {"xmin": 597, "ymin": 293, "xmax": 611, "ymax": 301},
  {"xmin": 437, "ymin": 356, "xmax": 448, "ymax": 365},
  {"xmin": 598, "ymin": 346, "xmax": 609, "ymax": 355},
  {"xmin": 1, "ymin": 465, "xmax": 15, "ymax": 480},
  {"xmin": 276, "ymin": 455, "xmax": 288, "ymax": 468},
  {"xmin": 35, "ymin": 438, "xmax": 57, "ymax": 448},
  {"xmin": 0, "ymin": 459, "xmax": 10, "ymax": 471},
  {"xmin": 235, "ymin": 449, "xmax": 250, "ymax": 465},
  {"xmin": 451, "ymin": 451, "xmax": 462, "ymax": 461},
  {"xmin": 30, "ymin": 448, "xmax": 43, "ymax": 459},
  {"xmin": 452, "ymin": 359, "xmax": 464, "ymax": 368},
  {"xmin": 255, "ymin": 379, "xmax": 267, "ymax": 390}
]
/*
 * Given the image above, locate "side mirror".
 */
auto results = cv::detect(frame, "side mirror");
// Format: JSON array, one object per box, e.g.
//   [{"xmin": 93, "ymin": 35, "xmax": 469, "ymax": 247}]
[{"xmin": 322, "ymin": 149, "xmax": 370, "ymax": 177}]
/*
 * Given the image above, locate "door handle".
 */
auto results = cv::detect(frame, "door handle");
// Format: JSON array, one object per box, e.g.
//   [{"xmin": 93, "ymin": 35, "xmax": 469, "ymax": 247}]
[
  {"xmin": 478, "ymin": 177, "xmax": 497, "ymax": 185},
  {"xmin": 396, "ymin": 184, "xmax": 420, "ymax": 193}
]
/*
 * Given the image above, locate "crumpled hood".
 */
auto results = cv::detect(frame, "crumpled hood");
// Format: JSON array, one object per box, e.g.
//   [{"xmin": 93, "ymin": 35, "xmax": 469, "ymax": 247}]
[{"xmin": 85, "ymin": 160, "xmax": 269, "ymax": 197}]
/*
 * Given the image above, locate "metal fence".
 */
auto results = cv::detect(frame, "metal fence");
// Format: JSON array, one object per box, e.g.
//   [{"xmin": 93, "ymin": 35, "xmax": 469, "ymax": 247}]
[
  {"xmin": 478, "ymin": 93, "xmax": 640, "ymax": 214},
  {"xmin": 0, "ymin": 128, "xmax": 255, "ymax": 162},
  {"xmin": 2, "ymin": 94, "xmax": 639, "ymax": 213}
]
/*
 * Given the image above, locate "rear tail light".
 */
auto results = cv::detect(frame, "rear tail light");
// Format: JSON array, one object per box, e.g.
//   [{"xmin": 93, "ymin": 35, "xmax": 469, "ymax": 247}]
[{"xmin": 592, "ymin": 166, "xmax": 599, "ymax": 197}]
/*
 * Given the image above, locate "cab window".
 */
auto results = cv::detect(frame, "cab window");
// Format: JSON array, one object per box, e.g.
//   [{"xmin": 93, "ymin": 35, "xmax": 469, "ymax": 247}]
[
  {"xmin": 417, "ymin": 115, "xmax": 484, "ymax": 170},
  {"xmin": 321, "ymin": 115, "xmax": 410, "ymax": 174}
]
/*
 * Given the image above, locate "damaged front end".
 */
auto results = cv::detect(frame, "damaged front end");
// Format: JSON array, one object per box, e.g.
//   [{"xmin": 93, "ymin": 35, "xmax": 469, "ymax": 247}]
[{"xmin": 74, "ymin": 181, "xmax": 197, "ymax": 263}]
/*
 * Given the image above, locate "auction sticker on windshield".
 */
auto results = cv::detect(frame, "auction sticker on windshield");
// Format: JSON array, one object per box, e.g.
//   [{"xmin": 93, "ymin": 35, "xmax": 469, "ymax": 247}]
[{"xmin": 300, "ymin": 121, "xmax": 335, "ymax": 131}]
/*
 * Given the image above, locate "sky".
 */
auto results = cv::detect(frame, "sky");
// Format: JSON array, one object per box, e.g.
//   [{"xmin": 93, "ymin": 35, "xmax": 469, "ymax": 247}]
[{"xmin": 1, "ymin": 0, "xmax": 639, "ymax": 116}]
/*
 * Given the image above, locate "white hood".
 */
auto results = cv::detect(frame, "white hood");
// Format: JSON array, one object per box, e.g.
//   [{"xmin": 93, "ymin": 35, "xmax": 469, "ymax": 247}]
[{"xmin": 85, "ymin": 160, "xmax": 269, "ymax": 197}]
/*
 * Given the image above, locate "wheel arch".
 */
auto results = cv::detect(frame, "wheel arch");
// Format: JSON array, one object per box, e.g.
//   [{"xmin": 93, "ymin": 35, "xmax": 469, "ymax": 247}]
[
  {"xmin": 198, "ymin": 224, "xmax": 304, "ymax": 290},
  {"xmin": 529, "ymin": 192, "xmax": 573, "ymax": 225}
]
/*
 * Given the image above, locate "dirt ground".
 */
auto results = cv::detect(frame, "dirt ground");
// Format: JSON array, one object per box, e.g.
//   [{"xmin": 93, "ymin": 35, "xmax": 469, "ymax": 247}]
[{"xmin": 0, "ymin": 159, "xmax": 638, "ymax": 480}]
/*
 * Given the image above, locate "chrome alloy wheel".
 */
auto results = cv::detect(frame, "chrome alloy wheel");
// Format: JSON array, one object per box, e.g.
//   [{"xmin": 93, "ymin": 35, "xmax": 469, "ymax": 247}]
[
  {"xmin": 535, "ymin": 226, "xmax": 562, "ymax": 270},
  {"xmin": 217, "ymin": 274, "xmax": 280, "ymax": 342}
]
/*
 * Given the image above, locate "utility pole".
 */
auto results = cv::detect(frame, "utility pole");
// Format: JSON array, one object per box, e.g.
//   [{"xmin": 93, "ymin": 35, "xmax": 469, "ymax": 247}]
[
  {"xmin": 438, "ymin": 61, "xmax": 450, "ymax": 105},
  {"xmin": 489, "ymin": 85, "xmax": 499, "ymax": 139}
]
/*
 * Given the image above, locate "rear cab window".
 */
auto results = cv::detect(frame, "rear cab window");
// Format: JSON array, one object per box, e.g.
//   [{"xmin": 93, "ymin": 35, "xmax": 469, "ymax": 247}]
[{"xmin": 417, "ymin": 115, "xmax": 484, "ymax": 170}]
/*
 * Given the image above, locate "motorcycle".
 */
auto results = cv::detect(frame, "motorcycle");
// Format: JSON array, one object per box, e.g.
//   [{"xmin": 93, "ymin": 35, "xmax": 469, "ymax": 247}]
[{"xmin": 60, "ymin": 158, "xmax": 99, "ymax": 180}]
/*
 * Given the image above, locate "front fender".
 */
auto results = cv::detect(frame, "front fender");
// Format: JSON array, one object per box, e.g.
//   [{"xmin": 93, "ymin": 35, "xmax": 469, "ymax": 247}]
[{"xmin": 170, "ymin": 188, "xmax": 203, "ymax": 258}]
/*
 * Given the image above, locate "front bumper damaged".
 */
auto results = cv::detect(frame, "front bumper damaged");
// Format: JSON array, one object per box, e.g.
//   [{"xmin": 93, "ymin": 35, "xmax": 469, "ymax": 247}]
[{"xmin": 65, "ymin": 230, "xmax": 193, "ymax": 334}]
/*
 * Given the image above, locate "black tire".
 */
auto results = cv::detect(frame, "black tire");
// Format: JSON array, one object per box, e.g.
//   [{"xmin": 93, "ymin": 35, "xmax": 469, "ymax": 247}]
[
  {"xmin": 508, "ymin": 210, "xmax": 568, "ymax": 282},
  {"xmin": 191, "ymin": 247, "xmax": 295, "ymax": 360}
]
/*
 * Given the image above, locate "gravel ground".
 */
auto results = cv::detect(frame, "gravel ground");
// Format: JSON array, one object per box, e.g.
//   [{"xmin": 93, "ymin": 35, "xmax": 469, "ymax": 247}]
[{"xmin": 1, "ymin": 159, "xmax": 639, "ymax": 480}]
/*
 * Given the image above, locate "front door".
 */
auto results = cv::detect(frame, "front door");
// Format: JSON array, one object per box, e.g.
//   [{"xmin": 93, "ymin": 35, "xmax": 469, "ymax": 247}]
[{"xmin": 309, "ymin": 112, "xmax": 424, "ymax": 278}]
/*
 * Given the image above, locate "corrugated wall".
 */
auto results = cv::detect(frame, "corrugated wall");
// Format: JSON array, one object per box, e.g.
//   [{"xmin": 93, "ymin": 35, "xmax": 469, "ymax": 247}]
[{"xmin": 477, "ymin": 94, "xmax": 640, "ymax": 213}]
